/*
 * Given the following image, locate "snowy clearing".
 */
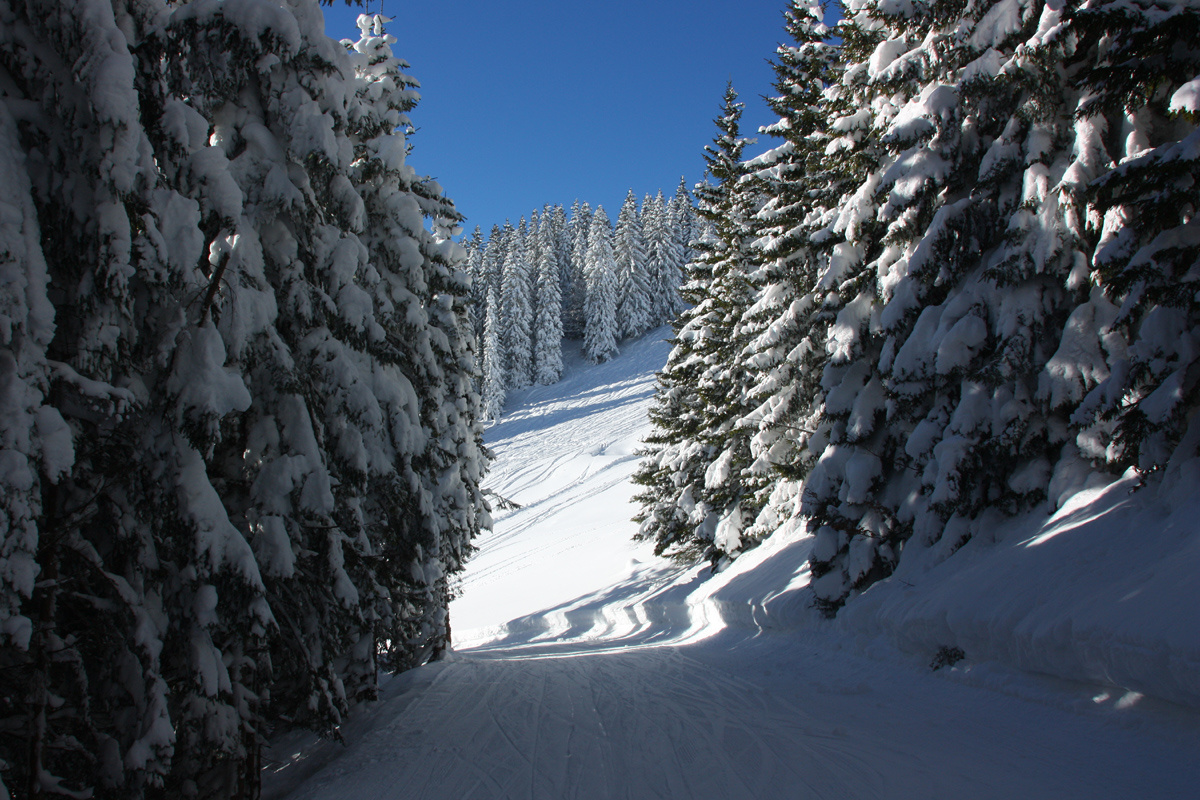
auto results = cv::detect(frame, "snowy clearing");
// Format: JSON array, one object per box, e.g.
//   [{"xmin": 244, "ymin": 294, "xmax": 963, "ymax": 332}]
[{"xmin": 268, "ymin": 329, "xmax": 1200, "ymax": 800}]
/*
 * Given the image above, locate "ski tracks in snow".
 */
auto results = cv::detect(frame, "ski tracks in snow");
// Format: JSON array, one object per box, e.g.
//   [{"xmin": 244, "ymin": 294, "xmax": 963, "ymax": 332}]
[
  {"xmin": 276, "ymin": 332, "xmax": 1200, "ymax": 800},
  {"xmin": 279, "ymin": 644, "xmax": 883, "ymax": 800},
  {"xmin": 278, "ymin": 632, "xmax": 1198, "ymax": 800}
]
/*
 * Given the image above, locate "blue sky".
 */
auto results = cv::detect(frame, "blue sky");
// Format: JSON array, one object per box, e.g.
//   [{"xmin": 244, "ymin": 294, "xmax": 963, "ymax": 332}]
[{"xmin": 322, "ymin": 0, "xmax": 792, "ymax": 234}]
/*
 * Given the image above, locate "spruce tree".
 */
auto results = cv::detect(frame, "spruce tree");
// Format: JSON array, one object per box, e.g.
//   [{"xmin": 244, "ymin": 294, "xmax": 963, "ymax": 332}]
[
  {"xmin": 464, "ymin": 226, "xmax": 486, "ymax": 339},
  {"xmin": 564, "ymin": 201, "xmax": 593, "ymax": 339},
  {"xmin": 735, "ymin": 0, "xmax": 844, "ymax": 542},
  {"xmin": 501, "ymin": 220, "xmax": 534, "ymax": 389},
  {"xmin": 549, "ymin": 204, "xmax": 573, "ymax": 326},
  {"xmin": 633, "ymin": 84, "xmax": 763, "ymax": 567},
  {"xmin": 0, "ymin": 5, "xmax": 487, "ymax": 796},
  {"xmin": 1070, "ymin": 0, "xmax": 1200, "ymax": 477},
  {"xmin": 583, "ymin": 207, "xmax": 620, "ymax": 363},
  {"xmin": 533, "ymin": 214, "xmax": 565, "ymax": 384},
  {"xmin": 480, "ymin": 286, "xmax": 508, "ymax": 420},
  {"xmin": 791, "ymin": 0, "xmax": 1087, "ymax": 611},
  {"xmin": 670, "ymin": 177, "xmax": 698, "ymax": 265},
  {"xmin": 643, "ymin": 190, "xmax": 686, "ymax": 326},
  {"xmin": 614, "ymin": 190, "xmax": 653, "ymax": 339}
]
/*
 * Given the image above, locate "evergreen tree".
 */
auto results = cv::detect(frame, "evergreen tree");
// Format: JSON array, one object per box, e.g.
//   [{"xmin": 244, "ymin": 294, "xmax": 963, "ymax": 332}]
[
  {"xmin": 1070, "ymin": 0, "xmax": 1200, "ymax": 478},
  {"xmin": 789, "ymin": 0, "xmax": 1082, "ymax": 611},
  {"xmin": 643, "ymin": 190, "xmax": 686, "ymax": 326},
  {"xmin": 633, "ymin": 84, "xmax": 763, "ymax": 567},
  {"xmin": 481, "ymin": 223, "xmax": 506, "ymax": 301},
  {"xmin": 732, "ymin": 0, "xmax": 1194, "ymax": 613},
  {"xmin": 583, "ymin": 207, "xmax": 620, "ymax": 363},
  {"xmin": 614, "ymin": 190, "xmax": 653, "ymax": 338},
  {"xmin": 549, "ymin": 204, "xmax": 573, "ymax": 321},
  {"xmin": 0, "ymin": 5, "xmax": 486, "ymax": 796},
  {"xmin": 501, "ymin": 220, "xmax": 534, "ymax": 389},
  {"xmin": 480, "ymin": 286, "xmax": 508, "ymax": 420},
  {"xmin": 533, "ymin": 217, "xmax": 565, "ymax": 384},
  {"xmin": 670, "ymin": 177, "xmax": 698, "ymax": 264},
  {"xmin": 464, "ymin": 226, "xmax": 486, "ymax": 339},
  {"xmin": 564, "ymin": 201, "xmax": 593, "ymax": 339},
  {"xmin": 525, "ymin": 211, "xmax": 544, "ymax": 367},
  {"xmin": 735, "ymin": 0, "xmax": 844, "ymax": 542}
]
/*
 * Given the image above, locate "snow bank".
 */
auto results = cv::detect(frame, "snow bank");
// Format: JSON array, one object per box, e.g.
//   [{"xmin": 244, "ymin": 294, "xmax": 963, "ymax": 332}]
[
  {"xmin": 835, "ymin": 466, "xmax": 1200, "ymax": 708},
  {"xmin": 695, "ymin": 461, "xmax": 1200, "ymax": 710}
]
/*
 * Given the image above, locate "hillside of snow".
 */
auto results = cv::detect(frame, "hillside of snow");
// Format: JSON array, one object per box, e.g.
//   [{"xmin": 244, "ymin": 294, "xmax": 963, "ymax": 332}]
[{"xmin": 268, "ymin": 329, "xmax": 1200, "ymax": 800}]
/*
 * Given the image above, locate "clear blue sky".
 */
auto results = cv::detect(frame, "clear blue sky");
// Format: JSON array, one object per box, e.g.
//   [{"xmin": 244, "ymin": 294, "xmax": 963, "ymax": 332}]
[{"xmin": 322, "ymin": 0, "xmax": 794, "ymax": 234}]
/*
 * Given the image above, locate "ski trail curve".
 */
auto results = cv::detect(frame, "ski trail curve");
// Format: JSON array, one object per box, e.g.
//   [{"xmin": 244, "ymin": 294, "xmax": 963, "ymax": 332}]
[{"xmin": 270, "ymin": 331, "xmax": 1200, "ymax": 800}]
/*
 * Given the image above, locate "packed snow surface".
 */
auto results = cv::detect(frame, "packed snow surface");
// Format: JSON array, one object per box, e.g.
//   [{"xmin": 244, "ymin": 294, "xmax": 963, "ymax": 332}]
[{"xmin": 268, "ymin": 329, "xmax": 1199, "ymax": 800}]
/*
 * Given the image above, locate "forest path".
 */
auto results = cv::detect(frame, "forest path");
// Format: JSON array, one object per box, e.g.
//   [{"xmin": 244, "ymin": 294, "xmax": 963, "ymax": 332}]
[{"xmin": 270, "ymin": 330, "xmax": 1199, "ymax": 800}]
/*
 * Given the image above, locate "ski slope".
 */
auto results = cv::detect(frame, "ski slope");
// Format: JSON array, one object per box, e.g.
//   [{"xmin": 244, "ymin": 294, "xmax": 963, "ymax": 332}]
[{"xmin": 267, "ymin": 330, "xmax": 1200, "ymax": 800}]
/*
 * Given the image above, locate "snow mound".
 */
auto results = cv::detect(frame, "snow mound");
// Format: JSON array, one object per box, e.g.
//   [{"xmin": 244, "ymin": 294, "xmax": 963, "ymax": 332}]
[{"xmin": 838, "ymin": 465, "xmax": 1200, "ymax": 709}]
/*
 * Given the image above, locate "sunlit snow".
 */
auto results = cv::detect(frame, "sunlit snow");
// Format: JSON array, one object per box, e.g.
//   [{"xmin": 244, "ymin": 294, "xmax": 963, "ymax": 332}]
[{"xmin": 267, "ymin": 329, "xmax": 1200, "ymax": 800}]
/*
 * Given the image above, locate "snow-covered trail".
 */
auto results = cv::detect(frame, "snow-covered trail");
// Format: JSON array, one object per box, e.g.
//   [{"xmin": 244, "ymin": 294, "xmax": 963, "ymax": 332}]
[
  {"xmin": 271, "ymin": 331, "xmax": 1200, "ymax": 800},
  {"xmin": 450, "ymin": 334, "xmax": 672, "ymax": 642},
  {"xmin": 277, "ymin": 630, "xmax": 1197, "ymax": 800}
]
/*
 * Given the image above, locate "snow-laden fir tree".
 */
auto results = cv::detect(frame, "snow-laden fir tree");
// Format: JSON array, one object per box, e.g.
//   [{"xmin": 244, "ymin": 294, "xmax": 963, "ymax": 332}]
[
  {"xmin": 548, "ymin": 204, "xmax": 573, "ymax": 324},
  {"xmin": 734, "ymin": 0, "xmax": 845, "ymax": 543},
  {"xmin": 633, "ymin": 84, "xmax": 764, "ymax": 567},
  {"xmin": 1069, "ymin": 0, "xmax": 1200, "ymax": 479},
  {"xmin": 731, "ymin": 0, "xmax": 1200, "ymax": 613},
  {"xmin": 480, "ymin": 285, "xmax": 508, "ymax": 420},
  {"xmin": 614, "ymin": 190, "xmax": 653, "ymax": 339},
  {"xmin": 480, "ymin": 223, "xmax": 506, "ymax": 302},
  {"xmin": 583, "ymin": 207, "xmax": 621, "ymax": 363},
  {"xmin": 501, "ymin": 220, "xmax": 534, "ymax": 389},
  {"xmin": 525, "ymin": 211, "xmax": 544, "ymax": 366},
  {"xmin": 0, "ymin": 4, "xmax": 487, "ymax": 797},
  {"xmin": 670, "ymin": 177, "xmax": 699, "ymax": 264},
  {"xmin": 787, "ymin": 0, "xmax": 1094, "ymax": 611},
  {"xmin": 533, "ymin": 213, "xmax": 565, "ymax": 384},
  {"xmin": 464, "ymin": 226, "xmax": 487, "ymax": 338},
  {"xmin": 564, "ymin": 200, "xmax": 593, "ymax": 339},
  {"xmin": 643, "ymin": 190, "xmax": 687, "ymax": 326}
]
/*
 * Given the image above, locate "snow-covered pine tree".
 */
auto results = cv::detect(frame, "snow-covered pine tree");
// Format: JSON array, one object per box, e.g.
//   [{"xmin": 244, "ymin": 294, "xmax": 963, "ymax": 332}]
[
  {"xmin": 735, "ymin": 0, "xmax": 844, "ymax": 541},
  {"xmin": 548, "ymin": 204, "xmax": 573, "ymax": 326},
  {"xmin": 1070, "ymin": 0, "xmax": 1200, "ymax": 477},
  {"xmin": 464, "ymin": 226, "xmax": 487, "ymax": 338},
  {"xmin": 670, "ymin": 176, "xmax": 698, "ymax": 264},
  {"xmin": 0, "ymin": 4, "xmax": 486, "ymax": 796},
  {"xmin": 480, "ymin": 285, "xmax": 508, "ymax": 420},
  {"xmin": 632, "ymin": 84, "xmax": 763, "ymax": 567},
  {"xmin": 481, "ymin": 223, "xmax": 506, "ymax": 302},
  {"xmin": 525, "ymin": 211, "xmax": 544, "ymax": 371},
  {"xmin": 583, "ymin": 207, "xmax": 620, "ymax": 362},
  {"xmin": 790, "ymin": 0, "xmax": 1139, "ymax": 612},
  {"xmin": 564, "ymin": 200, "xmax": 593, "ymax": 339},
  {"xmin": 501, "ymin": 219, "xmax": 534, "ymax": 389},
  {"xmin": 533, "ymin": 212, "xmax": 565, "ymax": 384},
  {"xmin": 643, "ymin": 190, "xmax": 687, "ymax": 326},
  {"xmin": 614, "ymin": 190, "xmax": 654, "ymax": 339},
  {"xmin": 413, "ymin": 210, "xmax": 489, "ymax": 665},
  {"xmin": 0, "ymin": 0, "xmax": 265, "ymax": 792}
]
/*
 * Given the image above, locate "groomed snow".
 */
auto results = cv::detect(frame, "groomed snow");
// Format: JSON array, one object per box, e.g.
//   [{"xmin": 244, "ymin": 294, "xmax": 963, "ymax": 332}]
[{"xmin": 267, "ymin": 328, "xmax": 1200, "ymax": 800}]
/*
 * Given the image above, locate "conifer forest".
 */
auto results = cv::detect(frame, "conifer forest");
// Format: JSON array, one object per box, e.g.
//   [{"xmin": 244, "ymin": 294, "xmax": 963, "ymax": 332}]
[{"xmin": 1, "ymin": 0, "xmax": 1198, "ymax": 798}]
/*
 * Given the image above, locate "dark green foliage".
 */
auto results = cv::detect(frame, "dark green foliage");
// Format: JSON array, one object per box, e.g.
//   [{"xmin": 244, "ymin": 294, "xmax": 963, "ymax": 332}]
[{"xmin": 633, "ymin": 84, "xmax": 766, "ymax": 569}]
